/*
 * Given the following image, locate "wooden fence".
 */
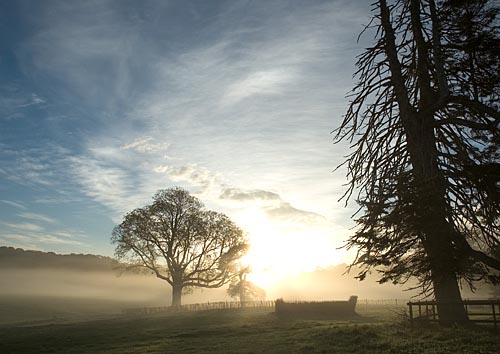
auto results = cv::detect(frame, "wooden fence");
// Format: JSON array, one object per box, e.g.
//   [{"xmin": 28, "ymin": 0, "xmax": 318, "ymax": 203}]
[
  {"xmin": 408, "ymin": 299, "xmax": 500, "ymax": 331},
  {"xmin": 123, "ymin": 298, "xmax": 409, "ymax": 316},
  {"xmin": 357, "ymin": 298, "xmax": 410, "ymax": 307},
  {"xmin": 122, "ymin": 300, "xmax": 275, "ymax": 315}
]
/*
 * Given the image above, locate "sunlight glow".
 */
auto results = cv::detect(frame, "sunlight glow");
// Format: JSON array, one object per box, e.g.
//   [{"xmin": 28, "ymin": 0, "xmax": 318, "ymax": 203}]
[{"xmin": 234, "ymin": 207, "xmax": 346, "ymax": 290}]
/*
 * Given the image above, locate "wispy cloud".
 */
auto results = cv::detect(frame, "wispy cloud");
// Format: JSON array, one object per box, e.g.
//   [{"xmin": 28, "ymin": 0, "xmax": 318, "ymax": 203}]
[
  {"xmin": 19, "ymin": 0, "xmax": 142, "ymax": 110},
  {"xmin": 265, "ymin": 202, "xmax": 326, "ymax": 224},
  {"xmin": 64, "ymin": 134, "xmax": 227, "ymax": 221},
  {"xmin": 154, "ymin": 164, "xmax": 224, "ymax": 192},
  {"xmin": 18, "ymin": 212, "xmax": 57, "ymax": 224},
  {"xmin": 120, "ymin": 137, "xmax": 170, "ymax": 154},
  {"xmin": 220, "ymin": 188, "xmax": 280, "ymax": 201},
  {"xmin": 1, "ymin": 200, "xmax": 27, "ymax": 210},
  {"xmin": 0, "ymin": 231, "xmax": 85, "ymax": 249},
  {"xmin": 220, "ymin": 187, "xmax": 326, "ymax": 224},
  {"xmin": 37, "ymin": 234, "xmax": 84, "ymax": 246},
  {"xmin": 16, "ymin": 93, "xmax": 46, "ymax": 108},
  {"xmin": 0, "ymin": 84, "xmax": 47, "ymax": 120},
  {"xmin": 0, "ymin": 144, "xmax": 69, "ymax": 187},
  {"xmin": 2, "ymin": 222, "xmax": 44, "ymax": 232},
  {"xmin": 222, "ymin": 69, "xmax": 296, "ymax": 106},
  {"xmin": 68, "ymin": 154, "xmax": 140, "ymax": 218},
  {"xmin": 0, "ymin": 219, "xmax": 88, "ymax": 251}
]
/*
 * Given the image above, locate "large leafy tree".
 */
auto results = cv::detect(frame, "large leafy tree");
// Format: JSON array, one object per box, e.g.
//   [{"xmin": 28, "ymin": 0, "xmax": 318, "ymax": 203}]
[
  {"xmin": 112, "ymin": 187, "xmax": 248, "ymax": 306},
  {"xmin": 334, "ymin": 0, "xmax": 499, "ymax": 325}
]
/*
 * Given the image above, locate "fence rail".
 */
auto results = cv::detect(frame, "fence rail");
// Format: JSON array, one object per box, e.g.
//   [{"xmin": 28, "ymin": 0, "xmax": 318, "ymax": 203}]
[
  {"xmin": 357, "ymin": 298, "xmax": 410, "ymax": 307},
  {"xmin": 407, "ymin": 299, "xmax": 500, "ymax": 332},
  {"xmin": 122, "ymin": 300, "xmax": 275, "ymax": 315},
  {"xmin": 123, "ymin": 298, "xmax": 410, "ymax": 316}
]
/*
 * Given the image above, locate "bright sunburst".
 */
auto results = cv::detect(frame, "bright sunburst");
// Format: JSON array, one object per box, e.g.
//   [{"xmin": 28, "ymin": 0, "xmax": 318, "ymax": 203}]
[{"xmin": 233, "ymin": 207, "xmax": 346, "ymax": 289}]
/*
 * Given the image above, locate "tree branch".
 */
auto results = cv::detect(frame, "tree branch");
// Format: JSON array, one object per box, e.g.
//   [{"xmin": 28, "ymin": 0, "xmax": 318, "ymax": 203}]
[
  {"xmin": 448, "ymin": 95, "xmax": 500, "ymax": 123},
  {"xmin": 379, "ymin": 0, "xmax": 414, "ymax": 117},
  {"xmin": 434, "ymin": 117, "xmax": 499, "ymax": 131}
]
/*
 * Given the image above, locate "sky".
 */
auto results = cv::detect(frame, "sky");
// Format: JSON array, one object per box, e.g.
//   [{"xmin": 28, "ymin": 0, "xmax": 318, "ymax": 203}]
[{"xmin": 0, "ymin": 0, "xmax": 372, "ymax": 283}]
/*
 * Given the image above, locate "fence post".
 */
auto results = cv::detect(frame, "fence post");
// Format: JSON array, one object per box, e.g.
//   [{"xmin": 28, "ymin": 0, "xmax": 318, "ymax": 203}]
[
  {"xmin": 408, "ymin": 303, "xmax": 414, "ymax": 329},
  {"xmin": 492, "ymin": 304, "xmax": 497, "ymax": 333}
]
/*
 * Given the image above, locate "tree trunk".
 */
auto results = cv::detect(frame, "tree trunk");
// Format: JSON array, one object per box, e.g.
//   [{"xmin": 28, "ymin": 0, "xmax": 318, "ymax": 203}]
[
  {"xmin": 420, "ymin": 210, "xmax": 469, "ymax": 325},
  {"xmin": 172, "ymin": 282, "xmax": 183, "ymax": 307},
  {"xmin": 240, "ymin": 289, "xmax": 247, "ymax": 308},
  {"xmin": 405, "ymin": 112, "xmax": 469, "ymax": 325},
  {"xmin": 432, "ymin": 271, "xmax": 469, "ymax": 325}
]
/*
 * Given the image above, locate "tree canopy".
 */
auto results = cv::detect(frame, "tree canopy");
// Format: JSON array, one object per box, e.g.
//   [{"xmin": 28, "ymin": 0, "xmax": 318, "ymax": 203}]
[
  {"xmin": 334, "ymin": 0, "xmax": 499, "ymax": 324},
  {"xmin": 112, "ymin": 187, "xmax": 248, "ymax": 306}
]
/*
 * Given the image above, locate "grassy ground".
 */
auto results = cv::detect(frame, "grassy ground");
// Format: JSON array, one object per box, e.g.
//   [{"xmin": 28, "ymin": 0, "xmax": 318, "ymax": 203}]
[
  {"xmin": 1, "ymin": 304, "xmax": 499, "ymax": 354},
  {"xmin": 0, "ymin": 295, "xmax": 153, "ymax": 326}
]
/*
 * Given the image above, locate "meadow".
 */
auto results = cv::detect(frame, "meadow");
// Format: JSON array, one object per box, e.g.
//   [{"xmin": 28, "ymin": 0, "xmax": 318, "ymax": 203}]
[{"xmin": 1, "ymin": 302, "xmax": 499, "ymax": 354}]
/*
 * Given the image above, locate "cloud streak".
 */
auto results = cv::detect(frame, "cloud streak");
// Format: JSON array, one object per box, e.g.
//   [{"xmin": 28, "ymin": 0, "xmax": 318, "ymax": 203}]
[
  {"xmin": 265, "ymin": 202, "xmax": 326, "ymax": 224},
  {"xmin": 0, "ymin": 231, "xmax": 85, "ymax": 249},
  {"xmin": 1, "ymin": 200, "xmax": 27, "ymax": 210},
  {"xmin": 222, "ymin": 69, "xmax": 296, "ymax": 106},
  {"xmin": 120, "ymin": 137, "xmax": 170, "ymax": 154},
  {"xmin": 220, "ymin": 187, "xmax": 326, "ymax": 225},
  {"xmin": 18, "ymin": 212, "xmax": 57, "ymax": 224},
  {"xmin": 2, "ymin": 222, "xmax": 45, "ymax": 232},
  {"xmin": 220, "ymin": 188, "xmax": 280, "ymax": 201}
]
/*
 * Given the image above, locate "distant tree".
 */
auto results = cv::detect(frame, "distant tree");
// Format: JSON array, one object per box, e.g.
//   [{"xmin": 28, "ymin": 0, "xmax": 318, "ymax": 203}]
[
  {"xmin": 112, "ymin": 187, "xmax": 248, "ymax": 306},
  {"xmin": 333, "ymin": 0, "xmax": 499, "ymax": 325},
  {"xmin": 227, "ymin": 267, "xmax": 266, "ymax": 305}
]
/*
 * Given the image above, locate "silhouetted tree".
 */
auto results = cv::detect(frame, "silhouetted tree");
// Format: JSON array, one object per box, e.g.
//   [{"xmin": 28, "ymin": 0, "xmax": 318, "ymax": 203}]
[
  {"xmin": 333, "ymin": 0, "xmax": 499, "ymax": 325},
  {"xmin": 112, "ymin": 187, "xmax": 248, "ymax": 306},
  {"xmin": 227, "ymin": 267, "xmax": 266, "ymax": 305}
]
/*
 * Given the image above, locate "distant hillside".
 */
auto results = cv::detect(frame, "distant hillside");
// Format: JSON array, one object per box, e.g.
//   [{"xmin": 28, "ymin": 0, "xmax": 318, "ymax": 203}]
[{"xmin": 0, "ymin": 246, "xmax": 118, "ymax": 272}]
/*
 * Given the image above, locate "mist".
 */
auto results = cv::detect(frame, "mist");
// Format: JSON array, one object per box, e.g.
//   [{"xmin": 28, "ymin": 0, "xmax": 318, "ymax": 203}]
[
  {"xmin": 266, "ymin": 264, "xmax": 417, "ymax": 301},
  {"xmin": 0, "ymin": 267, "xmax": 232, "ymax": 325},
  {"xmin": 0, "ymin": 265, "xmax": 416, "ymax": 311},
  {"xmin": 1, "ymin": 262, "xmax": 493, "ymax": 326},
  {"xmin": 268, "ymin": 264, "xmax": 494, "ymax": 301}
]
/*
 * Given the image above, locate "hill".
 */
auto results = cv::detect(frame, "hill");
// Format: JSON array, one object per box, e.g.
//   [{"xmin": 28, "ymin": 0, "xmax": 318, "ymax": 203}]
[{"xmin": 0, "ymin": 246, "xmax": 117, "ymax": 271}]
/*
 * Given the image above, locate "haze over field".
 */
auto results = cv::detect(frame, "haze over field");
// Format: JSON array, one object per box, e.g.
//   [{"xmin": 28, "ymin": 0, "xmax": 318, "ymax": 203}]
[
  {"xmin": 0, "ymin": 245, "xmax": 495, "ymax": 327},
  {"xmin": 0, "ymin": 247, "xmax": 421, "ymax": 303}
]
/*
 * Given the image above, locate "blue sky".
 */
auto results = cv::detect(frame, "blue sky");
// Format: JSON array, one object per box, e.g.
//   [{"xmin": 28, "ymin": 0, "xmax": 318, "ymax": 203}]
[{"xmin": 0, "ymin": 0, "xmax": 371, "ymax": 277}]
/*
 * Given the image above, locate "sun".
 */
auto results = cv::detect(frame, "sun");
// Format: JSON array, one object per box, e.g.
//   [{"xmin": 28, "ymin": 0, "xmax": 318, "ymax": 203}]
[{"xmin": 233, "ymin": 207, "xmax": 344, "ymax": 290}]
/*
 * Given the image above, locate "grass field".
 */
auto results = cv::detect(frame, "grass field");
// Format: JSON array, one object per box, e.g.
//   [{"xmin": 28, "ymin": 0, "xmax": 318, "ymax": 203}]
[
  {"xmin": 1, "ymin": 303, "xmax": 499, "ymax": 354},
  {"xmin": 0, "ymin": 295, "xmax": 143, "ymax": 326}
]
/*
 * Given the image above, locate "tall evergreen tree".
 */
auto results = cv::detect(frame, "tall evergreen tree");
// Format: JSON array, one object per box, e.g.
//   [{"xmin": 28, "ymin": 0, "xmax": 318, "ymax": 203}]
[{"xmin": 334, "ymin": 0, "xmax": 499, "ymax": 325}]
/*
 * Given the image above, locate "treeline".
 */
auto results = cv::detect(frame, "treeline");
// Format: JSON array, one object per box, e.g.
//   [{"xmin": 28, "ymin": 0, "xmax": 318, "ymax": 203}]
[{"xmin": 0, "ymin": 246, "xmax": 118, "ymax": 272}]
